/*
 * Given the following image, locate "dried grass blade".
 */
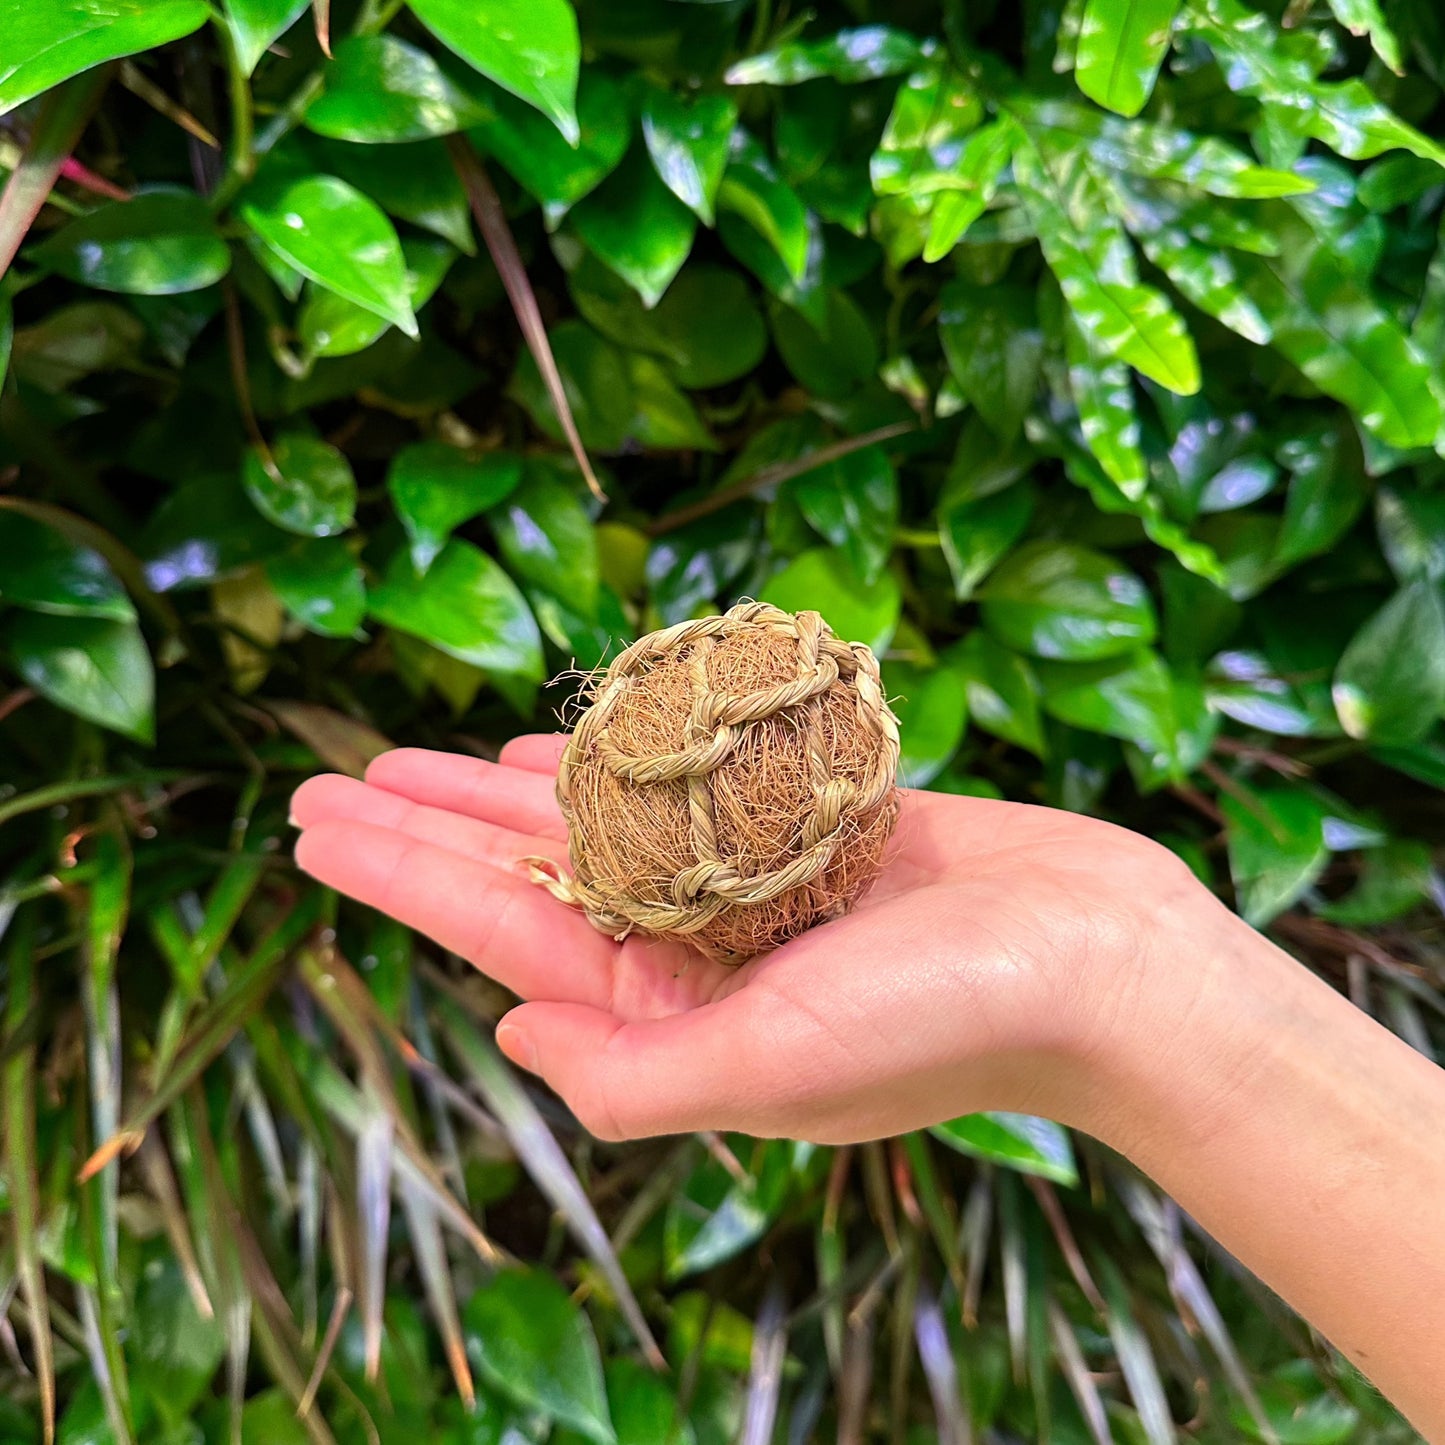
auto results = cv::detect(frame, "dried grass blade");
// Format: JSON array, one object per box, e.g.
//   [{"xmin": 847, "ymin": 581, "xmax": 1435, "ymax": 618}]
[
  {"xmin": 137, "ymin": 1134, "xmax": 213, "ymax": 1318},
  {"xmin": 397, "ymin": 1179, "xmax": 476, "ymax": 1407},
  {"xmin": 0, "ymin": 68, "xmax": 110, "ymax": 278},
  {"xmin": 355, "ymin": 1088, "xmax": 394, "ymax": 1382},
  {"xmin": 1097, "ymin": 1255, "xmax": 1177, "ymax": 1445},
  {"xmin": 1048, "ymin": 1302, "xmax": 1111, "ymax": 1445},
  {"xmin": 3, "ymin": 919, "xmax": 54, "ymax": 1445},
  {"xmin": 740, "ymin": 1281, "xmax": 787, "ymax": 1445},
  {"xmin": 446, "ymin": 135, "xmax": 606, "ymax": 502},
  {"xmin": 914, "ymin": 1278, "xmax": 970, "ymax": 1445},
  {"xmin": 437, "ymin": 1008, "xmax": 663, "ymax": 1366}
]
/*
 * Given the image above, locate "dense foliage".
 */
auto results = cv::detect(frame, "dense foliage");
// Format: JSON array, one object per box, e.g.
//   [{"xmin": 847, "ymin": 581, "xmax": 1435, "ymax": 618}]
[{"xmin": 2, "ymin": 0, "xmax": 1443, "ymax": 1439}]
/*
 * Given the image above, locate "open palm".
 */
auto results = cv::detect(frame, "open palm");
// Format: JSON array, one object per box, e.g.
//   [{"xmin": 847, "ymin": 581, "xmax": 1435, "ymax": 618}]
[{"xmin": 292, "ymin": 736, "xmax": 1197, "ymax": 1143}]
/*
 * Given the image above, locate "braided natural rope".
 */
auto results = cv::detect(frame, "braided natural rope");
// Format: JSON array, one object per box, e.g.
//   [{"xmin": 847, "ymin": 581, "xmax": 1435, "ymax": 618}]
[{"xmin": 528, "ymin": 601, "xmax": 901, "ymax": 963}]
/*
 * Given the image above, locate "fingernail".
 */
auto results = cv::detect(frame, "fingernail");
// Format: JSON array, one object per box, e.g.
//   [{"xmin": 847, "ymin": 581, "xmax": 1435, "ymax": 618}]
[{"xmin": 496, "ymin": 1024, "xmax": 538, "ymax": 1073}]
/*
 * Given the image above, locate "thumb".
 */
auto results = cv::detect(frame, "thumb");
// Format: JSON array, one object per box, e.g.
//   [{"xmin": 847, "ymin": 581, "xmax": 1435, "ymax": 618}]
[{"xmin": 496, "ymin": 997, "xmax": 777, "ymax": 1141}]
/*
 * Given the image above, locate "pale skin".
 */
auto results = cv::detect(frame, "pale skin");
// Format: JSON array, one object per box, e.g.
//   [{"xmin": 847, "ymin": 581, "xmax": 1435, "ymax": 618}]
[{"xmin": 292, "ymin": 737, "xmax": 1445, "ymax": 1438}]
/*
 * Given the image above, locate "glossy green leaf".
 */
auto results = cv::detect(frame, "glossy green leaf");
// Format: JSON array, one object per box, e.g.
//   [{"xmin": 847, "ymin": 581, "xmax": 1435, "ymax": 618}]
[
  {"xmin": 570, "ymin": 256, "xmax": 766, "ymax": 389},
  {"xmin": 1273, "ymin": 424, "xmax": 1368, "ymax": 568},
  {"xmin": 939, "ymin": 483, "xmax": 1036, "ymax": 601},
  {"xmin": 264, "ymin": 538, "xmax": 366, "ymax": 637},
  {"xmin": 10, "ymin": 612, "xmax": 154, "ymax": 742},
  {"xmin": 0, "ymin": 511, "xmax": 133, "ymax": 620},
  {"xmin": 790, "ymin": 444, "xmax": 898, "ymax": 585},
  {"xmin": 509, "ymin": 320, "xmax": 635, "ymax": 453},
  {"xmin": 1023, "ymin": 98, "xmax": 1312, "ymax": 197},
  {"xmin": 1075, "ymin": 0, "xmax": 1181, "ymax": 118},
  {"xmin": 225, "ymin": 0, "xmax": 308, "ymax": 76},
  {"xmin": 241, "ymin": 435, "xmax": 356, "ymax": 537},
  {"xmin": 388, "ymin": 442, "xmax": 522, "ymax": 572},
  {"xmin": 939, "ymin": 281, "xmax": 1043, "ymax": 441},
  {"xmin": 1377, "ymin": 488, "xmax": 1445, "ymax": 583},
  {"xmin": 1223, "ymin": 786, "xmax": 1330, "ymax": 927},
  {"xmin": 921, "ymin": 120, "xmax": 1016, "ymax": 261},
  {"xmin": 1319, "ymin": 839, "xmax": 1432, "ymax": 926},
  {"xmin": 929, "ymin": 1113, "xmax": 1078, "ymax": 1186},
  {"xmin": 29, "ymin": 188, "xmax": 229, "ymax": 295},
  {"xmin": 304, "ymin": 35, "xmax": 489, "ymax": 142},
  {"xmin": 1187, "ymin": 0, "xmax": 1444, "ymax": 165},
  {"xmin": 1064, "ymin": 313, "xmax": 1146, "ymax": 498},
  {"xmin": 571, "ymin": 150, "xmax": 697, "ymax": 308},
  {"xmin": 0, "ymin": 0, "xmax": 209, "ymax": 116},
  {"xmin": 1039, "ymin": 649, "xmax": 1212, "ymax": 776},
  {"xmin": 624, "ymin": 352, "xmax": 716, "ymax": 451},
  {"xmin": 239, "ymin": 171, "xmax": 418, "ymax": 336},
  {"xmin": 473, "ymin": 69, "xmax": 629, "ymax": 226},
  {"xmin": 726, "ymin": 26, "xmax": 928, "ymax": 86},
  {"xmin": 950, "ymin": 631, "xmax": 1047, "ymax": 757},
  {"xmin": 490, "ymin": 459, "xmax": 599, "ymax": 614},
  {"xmin": 408, "ymin": 0, "xmax": 580, "ymax": 143},
  {"xmin": 299, "ymin": 236, "xmax": 454, "ymax": 357},
  {"xmin": 870, "ymin": 58, "xmax": 986, "ymax": 197},
  {"xmin": 771, "ymin": 288, "xmax": 878, "ymax": 400},
  {"xmin": 718, "ymin": 132, "xmax": 809, "ymax": 283},
  {"xmin": 464, "ymin": 1270, "xmax": 614, "ymax": 1443},
  {"xmin": 762, "ymin": 547, "xmax": 901, "ymax": 656},
  {"xmin": 641, "ymin": 89, "xmax": 737, "ymax": 224},
  {"xmin": 887, "ymin": 659, "xmax": 968, "ymax": 787},
  {"xmin": 1332, "ymin": 580, "xmax": 1445, "ymax": 744},
  {"xmin": 980, "ymin": 540, "xmax": 1157, "ymax": 661},
  {"xmin": 1013, "ymin": 144, "xmax": 1200, "ymax": 394},
  {"xmin": 305, "ymin": 136, "xmax": 475, "ymax": 253},
  {"xmin": 370, "ymin": 539, "xmax": 544, "ymax": 680}
]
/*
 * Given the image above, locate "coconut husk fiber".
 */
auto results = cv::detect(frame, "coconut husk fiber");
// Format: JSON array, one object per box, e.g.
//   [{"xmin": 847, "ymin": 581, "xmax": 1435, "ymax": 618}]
[{"xmin": 528, "ymin": 601, "xmax": 901, "ymax": 963}]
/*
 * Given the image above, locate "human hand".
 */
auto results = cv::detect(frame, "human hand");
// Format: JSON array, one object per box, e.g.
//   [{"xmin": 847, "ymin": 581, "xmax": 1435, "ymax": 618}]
[{"xmin": 291, "ymin": 736, "xmax": 1222, "ymax": 1144}]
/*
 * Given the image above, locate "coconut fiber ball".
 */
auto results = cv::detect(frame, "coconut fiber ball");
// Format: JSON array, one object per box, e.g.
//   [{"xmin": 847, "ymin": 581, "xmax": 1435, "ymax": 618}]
[{"xmin": 529, "ymin": 601, "xmax": 902, "ymax": 963}]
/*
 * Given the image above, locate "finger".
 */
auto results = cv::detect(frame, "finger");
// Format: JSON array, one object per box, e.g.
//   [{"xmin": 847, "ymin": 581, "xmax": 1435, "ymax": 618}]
[
  {"xmin": 496, "ymin": 995, "xmax": 788, "ymax": 1141},
  {"xmin": 363, "ymin": 747, "xmax": 565, "ymax": 839},
  {"xmin": 295, "ymin": 819, "xmax": 614, "ymax": 1007},
  {"xmin": 497, "ymin": 733, "xmax": 569, "ymax": 775},
  {"xmin": 291, "ymin": 774, "xmax": 566, "ymax": 870}
]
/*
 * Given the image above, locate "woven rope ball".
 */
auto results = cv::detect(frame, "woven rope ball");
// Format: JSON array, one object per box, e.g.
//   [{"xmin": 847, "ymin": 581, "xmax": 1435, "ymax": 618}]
[{"xmin": 529, "ymin": 601, "xmax": 901, "ymax": 963}]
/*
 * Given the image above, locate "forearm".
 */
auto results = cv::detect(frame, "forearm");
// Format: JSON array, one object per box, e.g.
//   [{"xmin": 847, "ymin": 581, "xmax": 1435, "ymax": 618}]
[{"xmin": 1086, "ymin": 903, "xmax": 1445, "ymax": 1437}]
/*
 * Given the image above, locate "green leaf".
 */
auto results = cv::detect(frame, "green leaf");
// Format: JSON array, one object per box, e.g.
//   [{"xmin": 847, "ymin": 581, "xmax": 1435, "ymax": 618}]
[
  {"xmin": 593, "ymin": 1359, "xmax": 696, "ymax": 1445},
  {"xmin": 1075, "ymin": 0, "xmax": 1181, "ymax": 118},
  {"xmin": 939, "ymin": 281, "xmax": 1044, "ymax": 442},
  {"xmin": 304, "ymin": 35, "xmax": 489, "ymax": 142},
  {"xmin": 131, "ymin": 1252, "xmax": 226, "ymax": 1424},
  {"xmin": 1273, "ymin": 423, "xmax": 1368, "ymax": 569},
  {"xmin": 304, "ymin": 136, "xmax": 475, "ymax": 253},
  {"xmin": 1064, "ymin": 312, "xmax": 1146, "ymax": 498},
  {"xmin": 1013, "ymin": 144, "xmax": 1199, "ymax": 394},
  {"xmin": 726, "ymin": 26, "xmax": 928, "ymax": 86},
  {"xmin": 1377, "ymin": 487, "xmax": 1445, "ymax": 583},
  {"xmin": 388, "ymin": 442, "xmax": 522, "ymax": 572},
  {"xmin": 264, "ymin": 539, "xmax": 365, "ymax": 638},
  {"xmin": 408, "ymin": 0, "xmax": 580, "ymax": 143},
  {"xmin": 980, "ymin": 540, "xmax": 1156, "ymax": 661},
  {"xmin": 770, "ymin": 289, "xmax": 878, "ymax": 400},
  {"xmin": 225, "ymin": 0, "xmax": 308, "ymax": 76},
  {"xmin": 870, "ymin": 58, "xmax": 986, "ymax": 198},
  {"xmin": 920, "ymin": 120, "xmax": 1016, "ymax": 261},
  {"xmin": 0, "ymin": 0, "xmax": 210, "ymax": 116},
  {"xmin": 718, "ymin": 132, "xmax": 810, "ymax": 284},
  {"xmin": 490, "ymin": 459, "xmax": 599, "ymax": 615},
  {"xmin": 762, "ymin": 547, "xmax": 901, "ymax": 656},
  {"xmin": 1324, "ymin": 0, "xmax": 1402, "ymax": 71},
  {"xmin": 509, "ymin": 320, "xmax": 635, "ymax": 453},
  {"xmin": 1038, "ymin": 649, "xmax": 1212, "ymax": 777},
  {"xmin": 239, "ymin": 171, "xmax": 418, "ymax": 336},
  {"xmin": 887, "ymin": 660, "xmax": 968, "ymax": 787},
  {"xmin": 570, "ymin": 256, "xmax": 766, "ymax": 389},
  {"xmin": 571, "ymin": 150, "xmax": 697, "ymax": 308},
  {"xmin": 624, "ymin": 353, "xmax": 716, "ymax": 451},
  {"xmin": 1319, "ymin": 839, "xmax": 1432, "ymax": 926},
  {"xmin": 790, "ymin": 444, "xmax": 898, "ymax": 585},
  {"xmin": 938, "ymin": 483, "xmax": 1036, "ymax": 601},
  {"xmin": 1187, "ymin": 0, "xmax": 1443, "ymax": 165},
  {"xmin": 1332, "ymin": 581, "xmax": 1445, "ymax": 744},
  {"xmin": 9, "ymin": 613, "xmax": 154, "ymax": 742},
  {"xmin": 641, "ymin": 89, "xmax": 737, "ymax": 225},
  {"xmin": 472, "ymin": 69, "xmax": 630, "ymax": 226},
  {"xmin": 1223, "ymin": 786, "xmax": 1330, "ymax": 927},
  {"xmin": 0, "ymin": 511, "xmax": 133, "ymax": 620},
  {"xmin": 29, "ymin": 188, "xmax": 229, "ymax": 295},
  {"xmin": 949, "ymin": 631, "xmax": 1047, "ymax": 757},
  {"xmin": 929, "ymin": 1113, "xmax": 1077, "ymax": 1186},
  {"xmin": 239, "ymin": 1390, "xmax": 312, "ymax": 1445},
  {"xmin": 299, "ymin": 235, "xmax": 454, "ymax": 357},
  {"xmin": 369, "ymin": 539, "xmax": 544, "ymax": 681},
  {"xmin": 241, "ymin": 435, "xmax": 357, "ymax": 538},
  {"xmin": 1023, "ymin": 98, "xmax": 1313, "ymax": 198},
  {"xmin": 464, "ymin": 1270, "xmax": 615, "ymax": 1443}
]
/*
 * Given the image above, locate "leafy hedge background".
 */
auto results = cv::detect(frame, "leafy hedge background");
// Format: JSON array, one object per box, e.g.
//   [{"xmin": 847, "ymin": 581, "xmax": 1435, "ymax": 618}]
[{"xmin": 2, "ymin": 0, "xmax": 1443, "ymax": 1440}]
